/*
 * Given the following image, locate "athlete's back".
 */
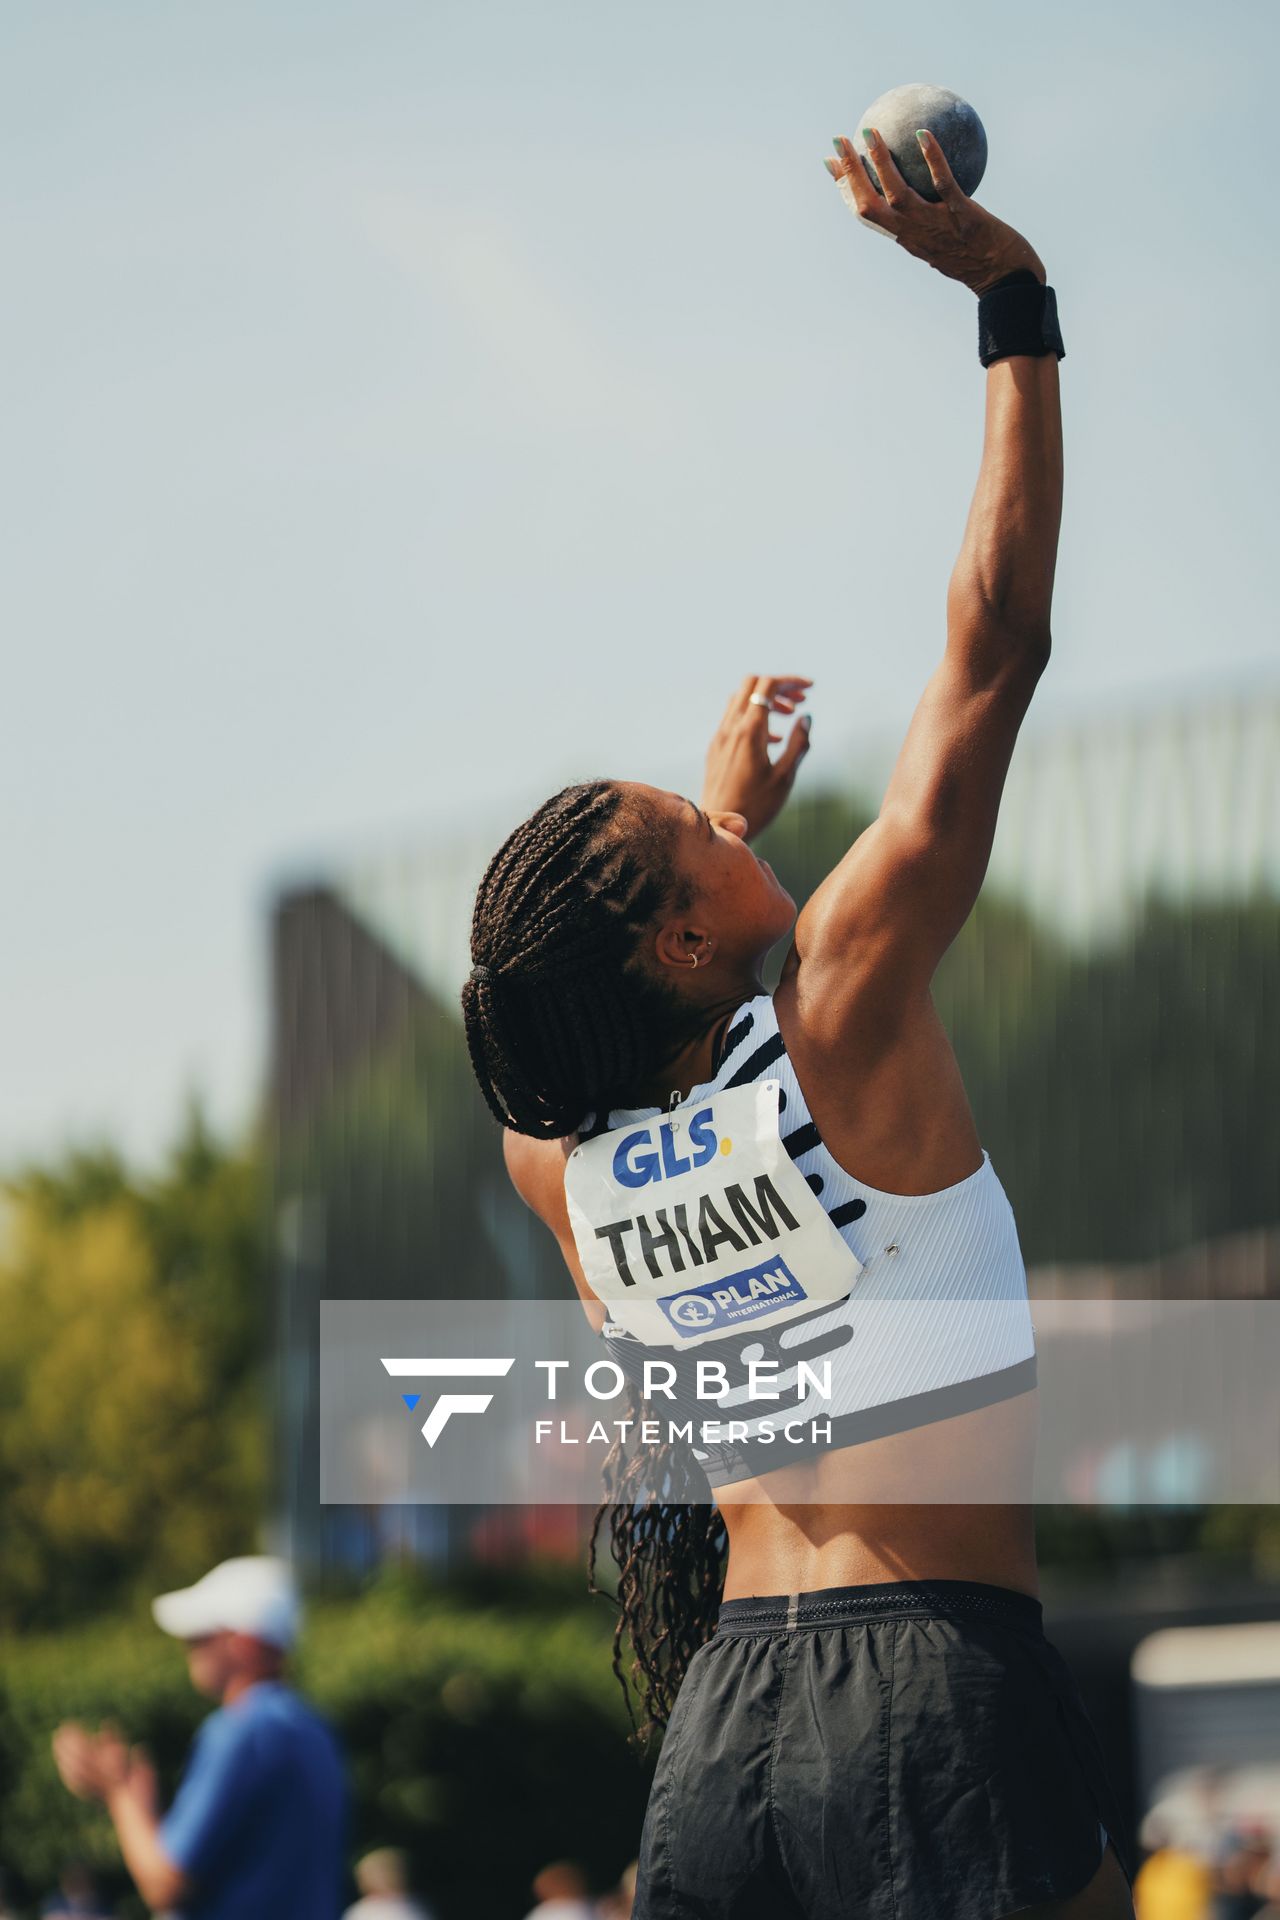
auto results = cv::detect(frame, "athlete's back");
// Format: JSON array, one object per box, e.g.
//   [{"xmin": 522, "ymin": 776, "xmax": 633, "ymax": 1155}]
[{"xmin": 518, "ymin": 972, "xmax": 1041, "ymax": 1598}]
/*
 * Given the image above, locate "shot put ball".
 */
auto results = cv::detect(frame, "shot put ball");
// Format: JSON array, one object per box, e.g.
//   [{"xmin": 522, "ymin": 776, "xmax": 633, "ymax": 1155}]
[{"xmin": 853, "ymin": 83, "xmax": 987, "ymax": 202}]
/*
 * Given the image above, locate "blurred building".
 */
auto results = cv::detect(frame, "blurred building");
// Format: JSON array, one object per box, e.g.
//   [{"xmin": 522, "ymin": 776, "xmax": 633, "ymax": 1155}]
[
  {"xmin": 1133, "ymin": 1620, "xmax": 1280, "ymax": 1832},
  {"xmin": 977, "ymin": 684, "xmax": 1280, "ymax": 943},
  {"xmin": 270, "ymin": 883, "xmax": 568, "ymax": 1572}
]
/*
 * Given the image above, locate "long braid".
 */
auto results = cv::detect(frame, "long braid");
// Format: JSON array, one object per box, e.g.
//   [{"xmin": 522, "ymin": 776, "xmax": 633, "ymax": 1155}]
[
  {"xmin": 587, "ymin": 1393, "xmax": 728, "ymax": 1741},
  {"xmin": 464, "ymin": 778, "xmax": 725, "ymax": 1729},
  {"xmin": 462, "ymin": 780, "xmax": 699, "ymax": 1137}
]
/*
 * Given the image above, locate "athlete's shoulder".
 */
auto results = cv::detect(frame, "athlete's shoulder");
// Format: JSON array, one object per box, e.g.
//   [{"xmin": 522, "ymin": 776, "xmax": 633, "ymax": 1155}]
[
  {"xmin": 502, "ymin": 1125, "xmax": 606, "ymax": 1327},
  {"xmin": 503, "ymin": 1127, "xmax": 574, "ymax": 1234}
]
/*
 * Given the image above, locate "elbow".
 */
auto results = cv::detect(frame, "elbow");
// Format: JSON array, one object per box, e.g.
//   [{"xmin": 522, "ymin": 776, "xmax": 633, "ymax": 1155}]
[
  {"xmin": 993, "ymin": 623, "xmax": 1052, "ymax": 693},
  {"xmin": 1021, "ymin": 624, "xmax": 1053, "ymax": 676},
  {"xmin": 947, "ymin": 610, "xmax": 1052, "ymax": 688},
  {"xmin": 946, "ymin": 581, "xmax": 1052, "ymax": 670},
  {"xmin": 138, "ymin": 1863, "xmax": 191, "ymax": 1911}
]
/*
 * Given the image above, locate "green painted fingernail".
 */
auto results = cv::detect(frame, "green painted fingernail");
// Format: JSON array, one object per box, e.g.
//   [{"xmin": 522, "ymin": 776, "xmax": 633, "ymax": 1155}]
[
  {"xmin": 861, "ymin": 127, "xmax": 874, "ymax": 141},
  {"xmin": 915, "ymin": 129, "xmax": 928, "ymax": 144},
  {"xmin": 832, "ymin": 137, "xmax": 844, "ymax": 152}
]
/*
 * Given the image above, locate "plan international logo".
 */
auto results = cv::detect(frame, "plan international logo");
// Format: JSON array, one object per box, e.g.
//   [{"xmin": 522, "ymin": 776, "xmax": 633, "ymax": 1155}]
[{"xmin": 659, "ymin": 1255, "xmax": 807, "ymax": 1337}]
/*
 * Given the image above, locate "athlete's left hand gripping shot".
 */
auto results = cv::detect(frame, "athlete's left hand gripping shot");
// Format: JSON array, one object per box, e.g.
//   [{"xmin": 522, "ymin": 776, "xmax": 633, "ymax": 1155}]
[{"xmin": 460, "ymin": 112, "xmax": 1133, "ymax": 1920}]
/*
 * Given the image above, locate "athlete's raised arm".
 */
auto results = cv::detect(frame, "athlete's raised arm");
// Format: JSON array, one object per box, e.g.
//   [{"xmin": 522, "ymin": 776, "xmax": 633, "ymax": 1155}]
[{"xmin": 798, "ymin": 129, "xmax": 1062, "ymax": 1009}]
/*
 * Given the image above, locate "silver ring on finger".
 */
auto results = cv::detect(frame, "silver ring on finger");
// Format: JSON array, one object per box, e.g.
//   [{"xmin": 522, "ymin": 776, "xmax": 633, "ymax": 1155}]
[{"xmin": 748, "ymin": 692, "xmax": 773, "ymax": 710}]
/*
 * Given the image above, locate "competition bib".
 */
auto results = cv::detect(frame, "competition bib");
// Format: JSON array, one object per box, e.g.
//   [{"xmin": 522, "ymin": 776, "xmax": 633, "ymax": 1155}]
[{"xmin": 565, "ymin": 1081, "xmax": 863, "ymax": 1349}]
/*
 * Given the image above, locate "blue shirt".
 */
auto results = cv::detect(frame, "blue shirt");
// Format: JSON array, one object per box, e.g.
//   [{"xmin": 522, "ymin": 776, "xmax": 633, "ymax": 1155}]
[{"xmin": 160, "ymin": 1681, "xmax": 347, "ymax": 1919}]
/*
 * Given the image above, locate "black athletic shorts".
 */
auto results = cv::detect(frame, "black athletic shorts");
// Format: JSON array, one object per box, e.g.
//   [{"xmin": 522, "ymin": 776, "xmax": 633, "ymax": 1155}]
[{"xmin": 633, "ymin": 1580, "xmax": 1134, "ymax": 1920}]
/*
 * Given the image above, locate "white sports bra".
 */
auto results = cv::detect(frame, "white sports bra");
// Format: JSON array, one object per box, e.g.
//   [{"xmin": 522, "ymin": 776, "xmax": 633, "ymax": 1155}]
[{"xmin": 576, "ymin": 992, "xmax": 1036, "ymax": 1487}]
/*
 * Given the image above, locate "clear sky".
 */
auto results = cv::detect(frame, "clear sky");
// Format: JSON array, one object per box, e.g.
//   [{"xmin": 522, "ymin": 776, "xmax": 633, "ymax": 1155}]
[{"xmin": 2, "ymin": 0, "xmax": 1276, "ymax": 1168}]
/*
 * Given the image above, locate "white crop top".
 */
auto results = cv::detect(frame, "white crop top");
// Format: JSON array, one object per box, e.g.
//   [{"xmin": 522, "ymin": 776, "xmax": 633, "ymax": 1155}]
[{"xmin": 576, "ymin": 993, "xmax": 1036, "ymax": 1487}]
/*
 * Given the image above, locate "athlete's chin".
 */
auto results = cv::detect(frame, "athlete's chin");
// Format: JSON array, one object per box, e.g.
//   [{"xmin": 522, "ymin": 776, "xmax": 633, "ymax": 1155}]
[
  {"xmin": 762, "ymin": 896, "xmax": 797, "ymax": 948},
  {"xmin": 759, "ymin": 862, "xmax": 796, "ymax": 923}
]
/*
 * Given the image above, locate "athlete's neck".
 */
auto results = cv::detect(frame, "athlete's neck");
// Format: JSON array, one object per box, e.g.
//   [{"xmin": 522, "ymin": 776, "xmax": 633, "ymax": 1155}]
[{"xmin": 638, "ymin": 984, "xmax": 761, "ymax": 1108}]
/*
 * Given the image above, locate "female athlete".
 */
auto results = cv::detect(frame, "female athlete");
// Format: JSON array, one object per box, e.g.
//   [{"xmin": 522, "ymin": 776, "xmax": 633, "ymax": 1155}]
[{"xmin": 462, "ymin": 128, "xmax": 1134, "ymax": 1920}]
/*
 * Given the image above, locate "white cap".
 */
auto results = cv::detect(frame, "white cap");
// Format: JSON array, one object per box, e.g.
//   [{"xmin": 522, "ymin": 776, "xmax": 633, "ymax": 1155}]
[{"xmin": 152, "ymin": 1556, "xmax": 301, "ymax": 1650}]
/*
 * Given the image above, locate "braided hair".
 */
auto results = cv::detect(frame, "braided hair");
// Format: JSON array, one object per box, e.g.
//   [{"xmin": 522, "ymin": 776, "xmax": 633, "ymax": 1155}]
[
  {"xmin": 588, "ymin": 1392, "xmax": 728, "ymax": 1740},
  {"xmin": 463, "ymin": 777, "xmax": 728, "ymax": 1734},
  {"xmin": 463, "ymin": 779, "xmax": 702, "ymax": 1137}
]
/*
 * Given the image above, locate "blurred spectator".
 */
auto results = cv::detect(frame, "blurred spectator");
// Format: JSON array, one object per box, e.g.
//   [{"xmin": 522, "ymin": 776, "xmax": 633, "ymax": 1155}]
[
  {"xmin": 523, "ymin": 1860, "xmax": 597, "ymax": 1920},
  {"xmin": 51, "ymin": 1555, "xmax": 347, "ymax": 1918},
  {"xmin": 1253, "ymin": 1849, "xmax": 1280, "ymax": 1920},
  {"xmin": 1212, "ymin": 1833, "xmax": 1272, "ymax": 1920},
  {"xmin": 595, "ymin": 1860, "xmax": 638, "ymax": 1920},
  {"xmin": 1135, "ymin": 1815, "xmax": 1212, "ymax": 1920},
  {"xmin": 343, "ymin": 1846, "xmax": 435, "ymax": 1920},
  {"xmin": 40, "ymin": 1861, "xmax": 111, "ymax": 1916}
]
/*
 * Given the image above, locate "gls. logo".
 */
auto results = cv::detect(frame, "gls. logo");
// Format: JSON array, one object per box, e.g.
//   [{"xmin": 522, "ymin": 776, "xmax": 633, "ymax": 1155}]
[
  {"xmin": 613, "ymin": 1108, "xmax": 726, "ymax": 1189},
  {"xmin": 381, "ymin": 1356, "xmax": 513, "ymax": 1446}
]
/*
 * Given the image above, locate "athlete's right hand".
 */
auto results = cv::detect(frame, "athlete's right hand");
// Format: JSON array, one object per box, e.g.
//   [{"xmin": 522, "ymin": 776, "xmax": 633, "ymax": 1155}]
[
  {"xmin": 701, "ymin": 674, "xmax": 812, "ymax": 841},
  {"xmin": 825, "ymin": 129, "xmax": 1045, "ymax": 295}
]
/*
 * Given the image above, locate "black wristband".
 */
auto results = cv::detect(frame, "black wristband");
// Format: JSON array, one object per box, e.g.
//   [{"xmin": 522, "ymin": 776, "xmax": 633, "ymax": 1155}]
[
  {"xmin": 982, "ymin": 269, "xmax": 1042, "ymax": 292},
  {"xmin": 978, "ymin": 272, "xmax": 1065, "ymax": 367}
]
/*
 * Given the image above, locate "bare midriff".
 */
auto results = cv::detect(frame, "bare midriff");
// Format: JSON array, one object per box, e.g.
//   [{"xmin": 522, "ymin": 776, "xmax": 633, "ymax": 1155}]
[
  {"xmin": 697, "ymin": 974, "xmax": 1043, "ymax": 1605},
  {"xmin": 711, "ymin": 1394, "xmax": 1040, "ymax": 1603}
]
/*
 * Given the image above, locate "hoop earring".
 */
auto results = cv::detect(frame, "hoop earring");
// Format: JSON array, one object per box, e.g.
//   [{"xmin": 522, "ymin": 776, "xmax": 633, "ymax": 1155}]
[{"xmin": 688, "ymin": 953, "xmax": 700, "ymax": 969}]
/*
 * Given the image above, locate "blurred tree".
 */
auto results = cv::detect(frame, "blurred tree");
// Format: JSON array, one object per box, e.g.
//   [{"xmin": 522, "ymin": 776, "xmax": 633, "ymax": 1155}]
[
  {"xmin": 0, "ymin": 1109, "xmax": 266, "ymax": 1631},
  {"xmin": 997, "ymin": 895, "xmax": 1280, "ymax": 1262},
  {"xmin": 759, "ymin": 790, "xmax": 1280, "ymax": 1263}
]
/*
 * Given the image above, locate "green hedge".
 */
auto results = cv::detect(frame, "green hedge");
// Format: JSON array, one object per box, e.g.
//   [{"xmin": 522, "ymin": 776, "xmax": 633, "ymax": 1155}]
[{"xmin": 0, "ymin": 1573, "xmax": 654, "ymax": 1920}]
